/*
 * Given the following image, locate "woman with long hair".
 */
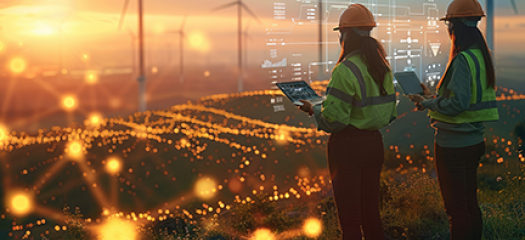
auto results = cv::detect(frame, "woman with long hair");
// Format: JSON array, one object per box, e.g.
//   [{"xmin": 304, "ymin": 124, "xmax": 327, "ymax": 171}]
[
  {"xmin": 298, "ymin": 4, "xmax": 397, "ymax": 239},
  {"xmin": 408, "ymin": 0, "xmax": 499, "ymax": 239}
]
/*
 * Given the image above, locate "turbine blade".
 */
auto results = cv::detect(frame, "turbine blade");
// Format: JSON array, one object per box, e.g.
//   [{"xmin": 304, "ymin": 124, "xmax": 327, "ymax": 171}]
[
  {"xmin": 118, "ymin": 0, "xmax": 131, "ymax": 30},
  {"xmin": 510, "ymin": 0, "xmax": 519, "ymax": 15},
  {"xmin": 241, "ymin": 2, "xmax": 262, "ymax": 24},
  {"xmin": 244, "ymin": 21, "xmax": 251, "ymax": 32},
  {"xmin": 181, "ymin": 15, "xmax": 187, "ymax": 30},
  {"xmin": 211, "ymin": 1, "xmax": 238, "ymax": 12},
  {"xmin": 127, "ymin": 28, "xmax": 136, "ymax": 39}
]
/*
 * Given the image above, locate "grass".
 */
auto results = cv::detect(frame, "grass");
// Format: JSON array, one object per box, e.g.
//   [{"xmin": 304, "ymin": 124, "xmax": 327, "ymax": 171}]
[
  {"xmin": 40, "ymin": 165, "xmax": 524, "ymax": 240},
  {"xmin": 2, "ymin": 92, "xmax": 524, "ymax": 239}
]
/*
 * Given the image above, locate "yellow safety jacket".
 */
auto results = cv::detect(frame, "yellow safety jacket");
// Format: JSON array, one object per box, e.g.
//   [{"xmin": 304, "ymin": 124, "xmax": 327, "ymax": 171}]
[
  {"xmin": 428, "ymin": 49, "xmax": 499, "ymax": 123},
  {"xmin": 320, "ymin": 51, "xmax": 397, "ymax": 131}
]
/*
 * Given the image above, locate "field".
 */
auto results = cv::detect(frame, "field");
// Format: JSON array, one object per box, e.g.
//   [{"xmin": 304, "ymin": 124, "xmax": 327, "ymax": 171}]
[{"xmin": 0, "ymin": 80, "xmax": 524, "ymax": 239}]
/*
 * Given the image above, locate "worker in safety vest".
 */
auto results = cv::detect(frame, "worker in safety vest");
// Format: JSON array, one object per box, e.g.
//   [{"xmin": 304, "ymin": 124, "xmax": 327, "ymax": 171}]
[
  {"xmin": 298, "ymin": 3, "xmax": 396, "ymax": 240},
  {"xmin": 408, "ymin": 0, "xmax": 499, "ymax": 239}
]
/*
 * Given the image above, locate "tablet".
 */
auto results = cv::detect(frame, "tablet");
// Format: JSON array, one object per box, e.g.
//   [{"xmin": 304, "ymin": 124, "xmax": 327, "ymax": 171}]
[
  {"xmin": 275, "ymin": 81, "xmax": 324, "ymax": 106},
  {"xmin": 394, "ymin": 71, "xmax": 424, "ymax": 95}
]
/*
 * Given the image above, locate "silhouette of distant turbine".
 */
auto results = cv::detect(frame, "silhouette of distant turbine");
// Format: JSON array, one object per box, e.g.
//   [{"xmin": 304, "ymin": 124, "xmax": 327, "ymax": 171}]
[
  {"xmin": 167, "ymin": 16, "xmax": 187, "ymax": 84},
  {"xmin": 118, "ymin": 0, "xmax": 147, "ymax": 112},
  {"xmin": 486, "ymin": 0, "xmax": 519, "ymax": 52},
  {"xmin": 212, "ymin": 0, "xmax": 261, "ymax": 93}
]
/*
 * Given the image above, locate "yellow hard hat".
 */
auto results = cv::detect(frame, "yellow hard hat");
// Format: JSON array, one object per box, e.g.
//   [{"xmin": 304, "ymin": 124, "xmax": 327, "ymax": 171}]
[
  {"xmin": 333, "ymin": 3, "xmax": 376, "ymax": 31},
  {"xmin": 440, "ymin": 0, "xmax": 485, "ymax": 21}
]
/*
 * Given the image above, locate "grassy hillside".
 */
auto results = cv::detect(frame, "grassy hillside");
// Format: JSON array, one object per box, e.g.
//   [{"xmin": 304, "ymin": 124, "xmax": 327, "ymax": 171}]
[{"xmin": 0, "ymin": 84, "xmax": 524, "ymax": 239}]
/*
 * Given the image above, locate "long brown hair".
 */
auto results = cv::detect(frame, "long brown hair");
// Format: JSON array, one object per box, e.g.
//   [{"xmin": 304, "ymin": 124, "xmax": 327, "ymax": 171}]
[
  {"xmin": 337, "ymin": 27, "xmax": 390, "ymax": 96},
  {"xmin": 445, "ymin": 17, "xmax": 496, "ymax": 89}
]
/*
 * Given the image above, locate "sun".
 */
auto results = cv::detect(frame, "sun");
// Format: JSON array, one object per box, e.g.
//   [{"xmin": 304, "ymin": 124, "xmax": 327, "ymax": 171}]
[{"xmin": 32, "ymin": 23, "xmax": 55, "ymax": 35}]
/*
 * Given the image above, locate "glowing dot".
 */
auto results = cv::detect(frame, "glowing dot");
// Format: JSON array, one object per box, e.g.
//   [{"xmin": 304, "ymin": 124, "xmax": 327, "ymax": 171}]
[
  {"xmin": 61, "ymin": 69, "xmax": 68, "ymax": 75},
  {"xmin": 11, "ymin": 194, "xmax": 31, "ymax": 216},
  {"xmin": 55, "ymin": 225, "xmax": 60, "ymax": 231},
  {"xmin": 70, "ymin": 143, "xmax": 81, "ymax": 153},
  {"xmin": 252, "ymin": 228, "xmax": 275, "ymax": 240},
  {"xmin": 228, "ymin": 178, "xmax": 243, "ymax": 193},
  {"xmin": 90, "ymin": 115, "xmax": 100, "ymax": 124},
  {"xmin": 195, "ymin": 177, "xmax": 217, "ymax": 200},
  {"xmin": 99, "ymin": 218, "xmax": 136, "ymax": 240},
  {"xmin": 0, "ymin": 127, "xmax": 7, "ymax": 140},
  {"xmin": 151, "ymin": 67, "xmax": 158, "ymax": 73},
  {"xmin": 303, "ymin": 218, "xmax": 322, "ymax": 238},
  {"xmin": 85, "ymin": 72, "xmax": 98, "ymax": 84},
  {"xmin": 9, "ymin": 58, "xmax": 26, "ymax": 73},
  {"xmin": 107, "ymin": 158, "xmax": 121, "ymax": 174},
  {"xmin": 83, "ymin": 54, "xmax": 89, "ymax": 60},
  {"xmin": 188, "ymin": 31, "xmax": 210, "ymax": 52},
  {"xmin": 63, "ymin": 97, "xmax": 76, "ymax": 109},
  {"xmin": 67, "ymin": 141, "xmax": 84, "ymax": 160},
  {"xmin": 204, "ymin": 71, "xmax": 210, "ymax": 77}
]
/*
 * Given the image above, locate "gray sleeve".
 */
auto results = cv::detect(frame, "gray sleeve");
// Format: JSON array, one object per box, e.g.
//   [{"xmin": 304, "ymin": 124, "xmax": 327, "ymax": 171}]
[
  {"xmin": 420, "ymin": 55, "xmax": 472, "ymax": 116},
  {"xmin": 312, "ymin": 105, "xmax": 347, "ymax": 133}
]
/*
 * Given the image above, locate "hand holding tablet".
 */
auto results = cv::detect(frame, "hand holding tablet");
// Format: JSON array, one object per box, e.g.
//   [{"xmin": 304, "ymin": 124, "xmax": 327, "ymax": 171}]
[{"xmin": 393, "ymin": 71, "xmax": 425, "ymax": 95}]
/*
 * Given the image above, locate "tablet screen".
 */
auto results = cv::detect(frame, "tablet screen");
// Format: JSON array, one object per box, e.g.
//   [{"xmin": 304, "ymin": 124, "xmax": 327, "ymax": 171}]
[{"xmin": 394, "ymin": 71, "xmax": 424, "ymax": 95}]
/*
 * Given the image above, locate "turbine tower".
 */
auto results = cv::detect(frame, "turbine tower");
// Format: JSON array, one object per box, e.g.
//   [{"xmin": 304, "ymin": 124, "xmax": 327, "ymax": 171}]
[
  {"xmin": 118, "ymin": 0, "xmax": 147, "ymax": 112},
  {"xmin": 486, "ymin": 0, "xmax": 519, "ymax": 52},
  {"xmin": 167, "ymin": 16, "xmax": 187, "ymax": 83},
  {"xmin": 243, "ymin": 22, "xmax": 252, "ymax": 74},
  {"xmin": 212, "ymin": 0, "xmax": 261, "ymax": 93}
]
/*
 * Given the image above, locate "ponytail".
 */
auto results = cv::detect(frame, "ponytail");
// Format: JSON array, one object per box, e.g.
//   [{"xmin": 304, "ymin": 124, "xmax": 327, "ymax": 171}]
[
  {"xmin": 362, "ymin": 36, "xmax": 390, "ymax": 96},
  {"xmin": 337, "ymin": 28, "xmax": 391, "ymax": 96},
  {"xmin": 447, "ymin": 17, "xmax": 496, "ymax": 89}
]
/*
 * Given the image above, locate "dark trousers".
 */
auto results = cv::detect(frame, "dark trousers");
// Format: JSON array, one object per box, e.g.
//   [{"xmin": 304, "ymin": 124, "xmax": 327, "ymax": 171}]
[
  {"xmin": 435, "ymin": 141, "xmax": 485, "ymax": 240},
  {"xmin": 327, "ymin": 127, "xmax": 385, "ymax": 240}
]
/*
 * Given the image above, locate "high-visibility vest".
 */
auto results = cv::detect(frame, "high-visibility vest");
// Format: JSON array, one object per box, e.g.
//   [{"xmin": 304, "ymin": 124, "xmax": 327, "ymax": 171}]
[
  {"xmin": 322, "ymin": 52, "xmax": 397, "ymax": 130},
  {"xmin": 428, "ymin": 49, "xmax": 499, "ymax": 123}
]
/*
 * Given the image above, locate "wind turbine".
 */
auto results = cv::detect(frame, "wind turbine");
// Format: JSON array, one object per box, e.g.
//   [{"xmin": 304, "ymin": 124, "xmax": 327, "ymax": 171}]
[
  {"xmin": 212, "ymin": 0, "xmax": 261, "ymax": 93},
  {"xmin": 118, "ymin": 0, "xmax": 147, "ymax": 112},
  {"xmin": 243, "ymin": 21, "xmax": 252, "ymax": 75},
  {"xmin": 486, "ymin": 0, "xmax": 519, "ymax": 52},
  {"xmin": 127, "ymin": 28, "xmax": 137, "ymax": 77},
  {"xmin": 167, "ymin": 16, "xmax": 187, "ymax": 83}
]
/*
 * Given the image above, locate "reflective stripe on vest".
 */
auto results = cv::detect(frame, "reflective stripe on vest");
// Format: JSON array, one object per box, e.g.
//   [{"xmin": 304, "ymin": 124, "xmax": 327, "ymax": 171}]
[
  {"xmin": 428, "ymin": 49, "xmax": 499, "ymax": 123},
  {"xmin": 325, "ymin": 60, "xmax": 396, "ymax": 108}
]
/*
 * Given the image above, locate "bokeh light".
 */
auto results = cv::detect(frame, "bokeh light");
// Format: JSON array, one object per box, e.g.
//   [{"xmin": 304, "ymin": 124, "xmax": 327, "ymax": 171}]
[
  {"xmin": 195, "ymin": 177, "xmax": 217, "ymax": 200},
  {"xmin": 88, "ymin": 113, "xmax": 103, "ymax": 126},
  {"xmin": 67, "ymin": 141, "xmax": 84, "ymax": 160},
  {"xmin": 62, "ymin": 96, "xmax": 76, "ymax": 110},
  {"xmin": 85, "ymin": 72, "xmax": 98, "ymax": 84},
  {"xmin": 188, "ymin": 31, "xmax": 210, "ymax": 52},
  {"xmin": 303, "ymin": 218, "xmax": 322, "ymax": 238},
  {"xmin": 98, "ymin": 218, "xmax": 136, "ymax": 240},
  {"xmin": 228, "ymin": 177, "xmax": 243, "ymax": 193},
  {"xmin": 0, "ymin": 125, "xmax": 7, "ymax": 141},
  {"xmin": 10, "ymin": 193, "xmax": 32, "ymax": 216},
  {"xmin": 9, "ymin": 58, "xmax": 27, "ymax": 73},
  {"xmin": 251, "ymin": 228, "xmax": 275, "ymax": 240},
  {"xmin": 106, "ymin": 158, "xmax": 121, "ymax": 174},
  {"xmin": 204, "ymin": 71, "xmax": 210, "ymax": 77}
]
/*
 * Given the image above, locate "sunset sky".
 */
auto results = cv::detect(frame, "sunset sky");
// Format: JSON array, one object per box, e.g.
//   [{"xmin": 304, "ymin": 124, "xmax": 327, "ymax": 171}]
[{"xmin": 0, "ymin": 0, "xmax": 524, "ymax": 72}]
